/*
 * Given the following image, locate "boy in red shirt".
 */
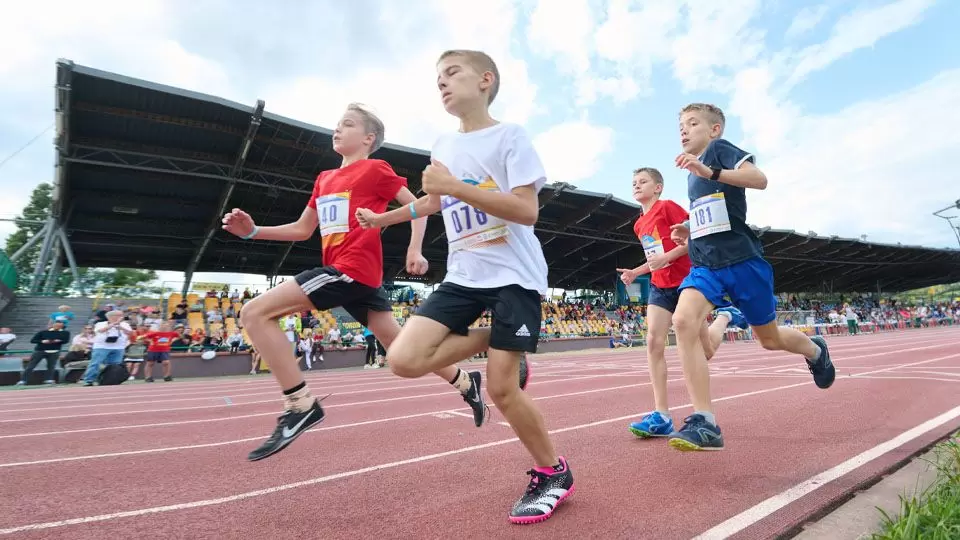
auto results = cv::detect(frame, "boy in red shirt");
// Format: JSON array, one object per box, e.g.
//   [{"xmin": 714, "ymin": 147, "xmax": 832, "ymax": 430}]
[
  {"xmin": 616, "ymin": 167, "xmax": 747, "ymax": 438},
  {"xmin": 223, "ymin": 103, "xmax": 527, "ymax": 462},
  {"xmin": 143, "ymin": 321, "xmax": 179, "ymax": 382}
]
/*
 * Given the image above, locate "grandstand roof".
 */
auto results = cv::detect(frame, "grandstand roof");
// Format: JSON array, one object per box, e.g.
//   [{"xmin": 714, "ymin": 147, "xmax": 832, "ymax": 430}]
[{"xmin": 52, "ymin": 60, "xmax": 960, "ymax": 293}]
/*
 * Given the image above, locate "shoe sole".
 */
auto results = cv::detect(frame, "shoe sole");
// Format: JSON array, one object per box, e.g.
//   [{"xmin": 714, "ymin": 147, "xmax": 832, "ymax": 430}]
[
  {"xmin": 668, "ymin": 438, "xmax": 723, "ymax": 452},
  {"xmin": 509, "ymin": 485, "xmax": 575, "ymax": 524},
  {"xmin": 629, "ymin": 427, "xmax": 671, "ymax": 439},
  {"xmin": 247, "ymin": 415, "xmax": 326, "ymax": 462}
]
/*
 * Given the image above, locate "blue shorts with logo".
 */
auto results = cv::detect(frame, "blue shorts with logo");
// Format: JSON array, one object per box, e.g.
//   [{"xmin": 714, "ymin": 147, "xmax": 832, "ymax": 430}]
[{"xmin": 678, "ymin": 256, "xmax": 777, "ymax": 327}]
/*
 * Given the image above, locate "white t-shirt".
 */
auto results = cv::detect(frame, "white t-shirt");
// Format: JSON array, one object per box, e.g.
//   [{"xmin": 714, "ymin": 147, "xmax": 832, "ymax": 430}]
[
  {"xmin": 92, "ymin": 321, "xmax": 133, "ymax": 350},
  {"xmin": 431, "ymin": 123, "xmax": 549, "ymax": 293}
]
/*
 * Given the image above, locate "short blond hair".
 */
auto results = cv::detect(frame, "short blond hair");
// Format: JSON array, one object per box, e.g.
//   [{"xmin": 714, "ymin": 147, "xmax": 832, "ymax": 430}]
[
  {"xmin": 632, "ymin": 167, "xmax": 664, "ymax": 185},
  {"xmin": 437, "ymin": 50, "xmax": 500, "ymax": 105},
  {"xmin": 680, "ymin": 103, "xmax": 726, "ymax": 135},
  {"xmin": 346, "ymin": 103, "xmax": 385, "ymax": 153}
]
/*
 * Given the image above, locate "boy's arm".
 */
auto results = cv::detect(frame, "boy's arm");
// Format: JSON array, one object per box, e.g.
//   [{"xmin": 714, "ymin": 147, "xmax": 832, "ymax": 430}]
[
  {"xmin": 713, "ymin": 161, "xmax": 767, "ymax": 190},
  {"xmin": 446, "ymin": 183, "xmax": 538, "ymax": 226},
  {"xmin": 393, "ymin": 187, "xmax": 428, "ymax": 252},
  {"xmin": 361, "ymin": 195, "xmax": 442, "ymax": 228},
  {"xmin": 223, "ymin": 206, "xmax": 319, "ymax": 242},
  {"xmin": 664, "ymin": 243, "xmax": 689, "ymax": 261}
]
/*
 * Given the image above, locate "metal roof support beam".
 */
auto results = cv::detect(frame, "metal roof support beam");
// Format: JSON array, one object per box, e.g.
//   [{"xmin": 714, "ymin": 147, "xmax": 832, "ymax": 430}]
[
  {"xmin": 269, "ymin": 242, "xmax": 296, "ymax": 281},
  {"xmin": 555, "ymin": 244, "xmax": 633, "ymax": 286},
  {"xmin": 182, "ymin": 100, "xmax": 265, "ymax": 295},
  {"xmin": 538, "ymin": 182, "xmax": 571, "ymax": 210},
  {"xmin": 29, "ymin": 217, "xmax": 57, "ymax": 293},
  {"xmin": 556, "ymin": 194, "xmax": 614, "ymax": 230},
  {"xmin": 56, "ymin": 226, "xmax": 84, "ymax": 295}
]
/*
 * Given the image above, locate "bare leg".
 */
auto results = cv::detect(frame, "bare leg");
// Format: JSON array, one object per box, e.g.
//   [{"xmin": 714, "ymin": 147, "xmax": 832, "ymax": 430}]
[
  {"xmin": 700, "ymin": 313, "xmax": 731, "ymax": 360},
  {"xmin": 644, "ymin": 305, "xmax": 672, "ymax": 413},
  {"xmin": 750, "ymin": 321, "xmax": 818, "ymax": 357},
  {"xmin": 486, "ymin": 348, "xmax": 557, "ymax": 467},
  {"xmin": 386, "ymin": 316, "xmax": 493, "ymax": 379},
  {"xmin": 671, "ymin": 288, "xmax": 716, "ymax": 414}
]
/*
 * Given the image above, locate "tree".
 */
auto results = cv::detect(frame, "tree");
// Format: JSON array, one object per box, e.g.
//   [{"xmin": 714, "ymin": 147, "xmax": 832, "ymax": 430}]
[
  {"xmin": 3, "ymin": 183, "xmax": 52, "ymax": 291},
  {"xmin": 3, "ymin": 183, "xmax": 161, "ymax": 296}
]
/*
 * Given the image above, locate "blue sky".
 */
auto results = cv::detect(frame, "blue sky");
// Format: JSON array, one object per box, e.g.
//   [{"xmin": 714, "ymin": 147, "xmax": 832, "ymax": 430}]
[{"xmin": 0, "ymin": 0, "xmax": 958, "ymax": 290}]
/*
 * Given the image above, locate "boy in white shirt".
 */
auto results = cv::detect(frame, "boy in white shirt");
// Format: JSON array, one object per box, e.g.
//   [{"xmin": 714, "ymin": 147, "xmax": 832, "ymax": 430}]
[{"xmin": 356, "ymin": 49, "xmax": 572, "ymax": 525}]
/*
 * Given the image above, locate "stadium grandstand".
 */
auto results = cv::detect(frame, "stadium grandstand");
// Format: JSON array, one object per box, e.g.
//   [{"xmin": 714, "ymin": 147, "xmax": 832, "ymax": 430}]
[{"xmin": 2, "ymin": 59, "xmax": 960, "ymax": 383}]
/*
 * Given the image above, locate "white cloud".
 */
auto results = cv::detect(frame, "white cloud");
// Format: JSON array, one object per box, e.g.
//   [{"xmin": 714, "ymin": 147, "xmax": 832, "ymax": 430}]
[
  {"xmin": 784, "ymin": 4, "xmax": 829, "ymax": 40},
  {"xmin": 533, "ymin": 118, "xmax": 615, "ymax": 184},
  {"xmin": 741, "ymin": 69, "xmax": 960, "ymax": 247},
  {"xmin": 783, "ymin": 0, "xmax": 937, "ymax": 89}
]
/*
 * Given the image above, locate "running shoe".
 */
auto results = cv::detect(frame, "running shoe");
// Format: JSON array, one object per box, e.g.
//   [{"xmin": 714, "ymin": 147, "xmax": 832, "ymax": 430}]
[
  {"xmin": 628, "ymin": 411, "xmax": 675, "ymax": 438},
  {"xmin": 463, "ymin": 370, "xmax": 489, "ymax": 427},
  {"xmin": 247, "ymin": 399, "xmax": 326, "ymax": 461},
  {"xmin": 807, "ymin": 336, "xmax": 835, "ymax": 389},
  {"xmin": 509, "ymin": 457, "xmax": 575, "ymax": 524},
  {"xmin": 519, "ymin": 353, "xmax": 531, "ymax": 391},
  {"xmin": 715, "ymin": 306, "xmax": 749, "ymax": 329},
  {"xmin": 668, "ymin": 414, "xmax": 724, "ymax": 451}
]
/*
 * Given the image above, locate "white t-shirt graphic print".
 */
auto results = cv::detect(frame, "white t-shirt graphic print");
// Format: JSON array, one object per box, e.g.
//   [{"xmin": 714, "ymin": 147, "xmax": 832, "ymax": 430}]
[{"xmin": 431, "ymin": 123, "xmax": 549, "ymax": 294}]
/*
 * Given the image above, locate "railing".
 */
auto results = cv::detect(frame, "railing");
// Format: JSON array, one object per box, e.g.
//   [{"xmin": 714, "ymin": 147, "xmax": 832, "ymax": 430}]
[{"xmin": 0, "ymin": 251, "xmax": 18, "ymax": 290}]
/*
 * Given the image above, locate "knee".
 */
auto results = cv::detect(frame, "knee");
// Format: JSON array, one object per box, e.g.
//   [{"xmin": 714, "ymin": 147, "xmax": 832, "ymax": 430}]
[
  {"xmin": 386, "ymin": 349, "xmax": 422, "ymax": 378},
  {"xmin": 757, "ymin": 335, "xmax": 782, "ymax": 351},
  {"xmin": 672, "ymin": 311, "xmax": 700, "ymax": 336},
  {"xmin": 485, "ymin": 376, "xmax": 516, "ymax": 408},
  {"xmin": 646, "ymin": 335, "xmax": 666, "ymax": 357}
]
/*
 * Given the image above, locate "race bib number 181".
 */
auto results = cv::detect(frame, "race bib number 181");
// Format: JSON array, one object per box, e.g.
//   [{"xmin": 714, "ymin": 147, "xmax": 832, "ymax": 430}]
[
  {"xmin": 689, "ymin": 192, "xmax": 732, "ymax": 240},
  {"xmin": 315, "ymin": 193, "xmax": 350, "ymax": 237}
]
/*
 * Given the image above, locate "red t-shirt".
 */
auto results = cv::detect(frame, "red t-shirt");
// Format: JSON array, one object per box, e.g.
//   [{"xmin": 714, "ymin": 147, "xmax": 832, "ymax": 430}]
[
  {"xmin": 306, "ymin": 159, "xmax": 406, "ymax": 288},
  {"xmin": 143, "ymin": 331, "xmax": 180, "ymax": 353},
  {"xmin": 633, "ymin": 199, "xmax": 693, "ymax": 289}
]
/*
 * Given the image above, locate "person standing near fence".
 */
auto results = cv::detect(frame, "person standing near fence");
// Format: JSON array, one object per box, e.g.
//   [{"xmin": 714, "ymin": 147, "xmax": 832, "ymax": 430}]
[
  {"xmin": 81, "ymin": 310, "xmax": 135, "ymax": 386},
  {"xmin": 16, "ymin": 321, "xmax": 70, "ymax": 386}
]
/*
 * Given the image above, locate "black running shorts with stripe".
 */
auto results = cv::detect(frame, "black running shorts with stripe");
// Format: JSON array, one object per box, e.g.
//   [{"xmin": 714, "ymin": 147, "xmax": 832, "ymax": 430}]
[
  {"xmin": 293, "ymin": 266, "xmax": 391, "ymax": 327},
  {"xmin": 414, "ymin": 281, "xmax": 542, "ymax": 353}
]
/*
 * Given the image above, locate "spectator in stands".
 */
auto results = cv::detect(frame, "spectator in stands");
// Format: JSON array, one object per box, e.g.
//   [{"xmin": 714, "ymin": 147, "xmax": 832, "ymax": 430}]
[
  {"xmin": 206, "ymin": 307, "xmax": 223, "ymax": 324},
  {"xmin": 243, "ymin": 287, "xmax": 252, "ymax": 300},
  {"xmin": 93, "ymin": 303, "xmax": 113, "ymax": 323},
  {"xmin": 0, "ymin": 327, "xmax": 14, "ymax": 355},
  {"xmin": 227, "ymin": 329, "xmax": 244, "ymax": 354},
  {"xmin": 172, "ymin": 327, "xmax": 192, "ymax": 351},
  {"xmin": 16, "ymin": 320, "xmax": 70, "ymax": 386},
  {"xmin": 363, "ymin": 327, "xmax": 378, "ymax": 369},
  {"xmin": 49, "ymin": 304, "xmax": 75, "ymax": 328},
  {"xmin": 230, "ymin": 289, "xmax": 240, "ymax": 302},
  {"xmin": 124, "ymin": 325, "xmax": 149, "ymax": 380},
  {"xmin": 298, "ymin": 329, "xmax": 317, "ymax": 370},
  {"xmin": 171, "ymin": 302, "xmax": 188, "ymax": 323},
  {"xmin": 67, "ymin": 325, "xmax": 95, "ymax": 358},
  {"xmin": 203, "ymin": 329, "xmax": 225, "ymax": 351},
  {"xmin": 844, "ymin": 303, "xmax": 859, "ymax": 335},
  {"xmin": 327, "ymin": 326, "xmax": 341, "ymax": 348},
  {"xmin": 81, "ymin": 310, "xmax": 134, "ymax": 386}
]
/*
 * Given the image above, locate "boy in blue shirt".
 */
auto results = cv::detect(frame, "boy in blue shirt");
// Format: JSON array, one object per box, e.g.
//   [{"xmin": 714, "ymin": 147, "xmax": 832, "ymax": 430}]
[{"xmin": 668, "ymin": 103, "xmax": 836, "ymax": 451}]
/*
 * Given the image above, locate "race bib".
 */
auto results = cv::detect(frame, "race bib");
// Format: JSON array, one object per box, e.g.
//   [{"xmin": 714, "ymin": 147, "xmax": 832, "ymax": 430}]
[
  {"xmin": 640, "ymin": 234, "xmax": 670, "ymax": 268},
  {"xmin": 441, "ymin": 196, "xmax": 509, "ymax": 252},
  {"xmin": 315, "ymin": 193, "xmax": 350, "ymax": 237},
  {"xmin": 689, "ymin": 192, "xmax": 731, "ymax": 239}
]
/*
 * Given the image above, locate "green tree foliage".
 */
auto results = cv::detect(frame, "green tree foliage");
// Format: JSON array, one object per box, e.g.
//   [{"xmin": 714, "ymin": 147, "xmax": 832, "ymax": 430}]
[
  {"xmin": 3, "ymin": 183, "xmax": 161, "ymax": 296},
  {"xmin": 3, "ymin": 183, "xmax": 52, "ymax": 289}
]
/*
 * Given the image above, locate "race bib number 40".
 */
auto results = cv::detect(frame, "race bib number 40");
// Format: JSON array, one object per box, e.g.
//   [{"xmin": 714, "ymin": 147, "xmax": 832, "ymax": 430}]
[
  {"xmin": 441, "ymin": 196, "xmax": 509, "ymax": 252},
  {"xmin": 689, "ymin": 192, "xmax": 731, "ymax": 240},
  {"xmin": 315, "ymin": 193, "xmax": 350, "ymax": 237}
]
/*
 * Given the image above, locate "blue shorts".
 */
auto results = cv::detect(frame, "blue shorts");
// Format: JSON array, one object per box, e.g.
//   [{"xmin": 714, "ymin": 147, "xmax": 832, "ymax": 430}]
[
  {"xmin": 648, "ymin": 285, "xmax": 681, "ymax": 313},
  {"xmin": 678, "ymin": 256, "xmax": 777, "ymax": 326}
]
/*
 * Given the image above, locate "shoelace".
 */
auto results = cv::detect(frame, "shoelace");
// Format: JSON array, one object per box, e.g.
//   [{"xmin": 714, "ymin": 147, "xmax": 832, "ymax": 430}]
[{"xmin": 522, "ymin": 469, "xmax": 551, "ymax": 496}]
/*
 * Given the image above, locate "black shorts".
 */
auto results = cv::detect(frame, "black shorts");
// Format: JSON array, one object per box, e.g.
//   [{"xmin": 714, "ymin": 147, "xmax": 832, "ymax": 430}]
[
  {"xmin": 146, "ymin": 351, "xmax": 170, "ymax": 362},
  {"xmin": 294, "ymin": 266, "xmax": 391, "ymax": 327},
  {"xmin": 415, "ymin": 282, "xmax": 541, "ymax": 353},
  {"xmin": 648, "ymin": 284, "xmax": 681, "ymax": 313}
]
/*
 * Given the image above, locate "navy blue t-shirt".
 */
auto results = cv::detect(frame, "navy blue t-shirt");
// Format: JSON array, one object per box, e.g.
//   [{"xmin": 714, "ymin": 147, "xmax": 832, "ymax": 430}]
[{"xmin": 686, "ymin": 138, "xmax": 764, "ymax": 269}]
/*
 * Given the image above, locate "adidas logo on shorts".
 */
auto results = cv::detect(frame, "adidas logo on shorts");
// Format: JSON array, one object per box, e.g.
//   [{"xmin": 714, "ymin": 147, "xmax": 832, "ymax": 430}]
[{"xmin": 515, "ymin": 324, "xmax": 531, "ymax": 337}]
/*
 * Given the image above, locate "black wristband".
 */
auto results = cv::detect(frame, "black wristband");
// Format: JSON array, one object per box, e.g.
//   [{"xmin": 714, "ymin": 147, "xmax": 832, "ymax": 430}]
[{"xmin": 710, "ymin": 167, "xmax": 722, "ymax": 181}]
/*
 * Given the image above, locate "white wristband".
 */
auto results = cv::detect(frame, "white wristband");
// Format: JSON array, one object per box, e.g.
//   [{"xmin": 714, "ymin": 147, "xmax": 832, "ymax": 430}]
[{"xmin": 242, "ymin": 225, "xmax": 260, "ymax": 240}]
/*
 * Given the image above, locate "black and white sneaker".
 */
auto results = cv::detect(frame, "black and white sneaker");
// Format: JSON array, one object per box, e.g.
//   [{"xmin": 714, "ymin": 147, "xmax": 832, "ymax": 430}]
[
  {"xmin": 463, "ymin": 371, "xmax": 489, "ymax": 427},
  {"xmin": 518, "ymin": 353, "xmax": 530, "ymax": 391},
  {"xmin": 247, "ymin": 400, "xmax": 326, "ymax": 461},
  {"xmin": 509, "ymin": 456, "xmax": 575, "ymax": 524}
]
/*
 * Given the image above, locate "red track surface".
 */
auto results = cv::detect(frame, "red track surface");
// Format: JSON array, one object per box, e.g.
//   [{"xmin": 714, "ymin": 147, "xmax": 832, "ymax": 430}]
[{"xmin": 2, "ymin": 327, "xmax": 959, "ymax": 539}]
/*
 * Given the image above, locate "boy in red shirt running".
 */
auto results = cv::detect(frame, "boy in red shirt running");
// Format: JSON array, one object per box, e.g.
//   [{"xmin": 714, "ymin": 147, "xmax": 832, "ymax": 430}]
[
  {"xmin": 616, "ymin": 167, "xmax": 746, "ymax": 439},
  {"xmin": 142, "ymin": 321, "xmax": 179, "ymax": 382},
  {"xmin": 223, "ymin": 103, "xmax": 527, "ymax": 462}
]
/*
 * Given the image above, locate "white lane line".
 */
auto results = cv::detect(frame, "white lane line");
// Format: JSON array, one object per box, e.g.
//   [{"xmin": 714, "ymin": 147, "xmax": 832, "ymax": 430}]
[
  {"xmin": 0, "ymin": 378, "xmax": 821, "ymax": 535},
  {"xmin": 693, "ymin": 404, "xmax": 960, "ymax": 540}
]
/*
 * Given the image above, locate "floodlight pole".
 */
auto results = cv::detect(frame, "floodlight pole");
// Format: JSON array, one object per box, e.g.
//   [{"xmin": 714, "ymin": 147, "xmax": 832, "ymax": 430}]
[{"xmin": 932, "ymin": 199, "xmax": 960, "ymax": 249}]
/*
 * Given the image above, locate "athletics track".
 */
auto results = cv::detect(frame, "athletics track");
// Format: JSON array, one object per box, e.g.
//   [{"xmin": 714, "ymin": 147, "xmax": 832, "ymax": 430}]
[{"xmin": 1, "ymin": 327, "xmax": 959, "ymax": 539}]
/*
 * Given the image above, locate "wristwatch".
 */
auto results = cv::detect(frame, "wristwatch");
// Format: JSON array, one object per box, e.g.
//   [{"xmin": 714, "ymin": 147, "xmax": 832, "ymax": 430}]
[{"xmin": 710, "ymin": 167, "xmax": 722, "ymax": 181}]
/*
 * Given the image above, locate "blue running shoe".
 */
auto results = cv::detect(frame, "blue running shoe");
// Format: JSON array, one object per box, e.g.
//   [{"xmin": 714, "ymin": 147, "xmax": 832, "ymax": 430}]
[
  {"xmin": 629, "ymin": 411, "xmax": 674, "ymax": 438},
  {"xmin": 715, "ymin": 307, "xmax": 748, "ymax": 329},
  {"xmin": 807, "ymin": 336, "xmax": 835, "ymax": 389},
  {"xmin": 668, "ymin": 414, "xmax": 724, "ymax": 451}
]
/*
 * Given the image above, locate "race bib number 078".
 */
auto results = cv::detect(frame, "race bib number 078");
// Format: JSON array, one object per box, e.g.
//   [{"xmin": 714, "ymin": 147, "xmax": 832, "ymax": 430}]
[{"xmin": 441, "ymin": 196, "xmax": 509, "ymax": 252}]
